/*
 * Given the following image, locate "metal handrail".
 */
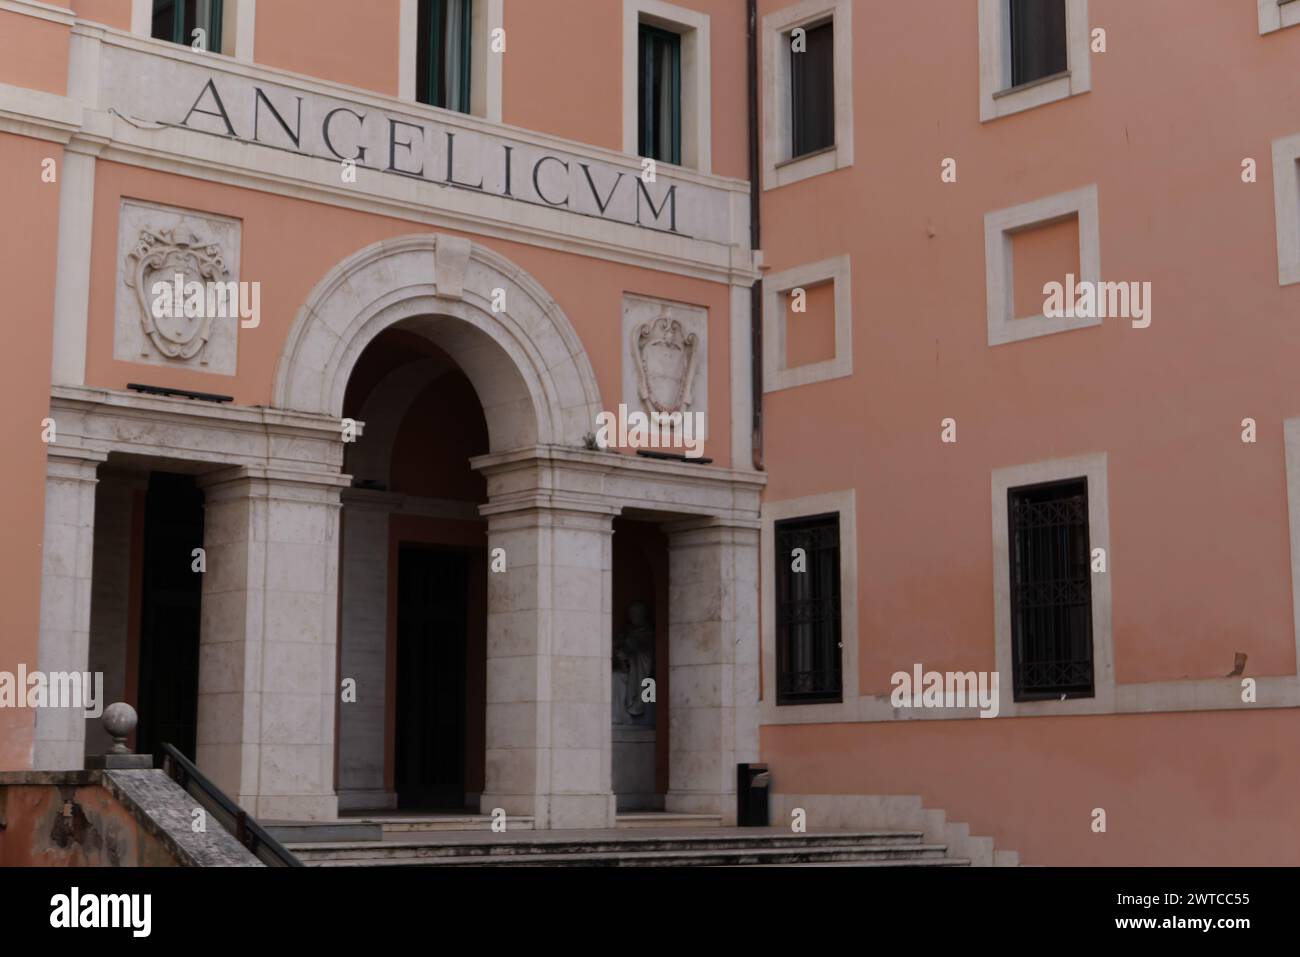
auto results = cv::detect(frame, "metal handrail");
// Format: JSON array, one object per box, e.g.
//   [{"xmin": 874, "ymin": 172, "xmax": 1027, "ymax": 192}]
[{"xmin": 157, "ymin": 743, "xmax": 302, "ymax": 867}]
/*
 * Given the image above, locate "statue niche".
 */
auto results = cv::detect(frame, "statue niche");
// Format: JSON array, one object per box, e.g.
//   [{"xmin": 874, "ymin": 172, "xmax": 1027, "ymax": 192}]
[{"xmin": 612, "ymin": 599, "xmax": 655, "ymax": 727}]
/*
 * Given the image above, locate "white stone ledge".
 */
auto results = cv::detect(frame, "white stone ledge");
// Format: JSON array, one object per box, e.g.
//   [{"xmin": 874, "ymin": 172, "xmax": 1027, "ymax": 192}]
[{"xmin": 0, "ymin": 80, "xmax": 82, "ymax": 143}]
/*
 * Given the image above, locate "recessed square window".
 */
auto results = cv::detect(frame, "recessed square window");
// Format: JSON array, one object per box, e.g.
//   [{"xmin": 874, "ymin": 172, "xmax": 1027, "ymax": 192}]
[
  {"xmin": 761, "ymin": 0, "xmax": 853, "ymax": 190},
  {"xmin": 985, "ymin": 185, "xmax": 1100, "ymax": 346},
  {"xmin": 785, "ymin": 280, "xmax": 836, "ymax": 368},
  {"xmin": 1011, "ymin": 214, "xmax": 1081, "ymax": 320},
  {"xmin": 763, "ymin": 255, "xmax": 852, "ymax": 392},
  {"xmin": 978, "ymin": 0, "xmax": 1090, "ymax": 122}
]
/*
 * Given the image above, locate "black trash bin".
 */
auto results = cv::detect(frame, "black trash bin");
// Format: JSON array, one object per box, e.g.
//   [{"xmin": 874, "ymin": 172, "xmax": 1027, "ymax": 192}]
[{"xmin": 737, "ymin": 763, "xmax": 770, "ymax": 827}]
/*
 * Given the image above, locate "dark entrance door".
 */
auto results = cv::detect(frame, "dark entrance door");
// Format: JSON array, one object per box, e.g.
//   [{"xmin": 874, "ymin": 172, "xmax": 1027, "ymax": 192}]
[
  {"xmin": 395, "ymin": 544, "xmax": 470, "ymax": 810},
  {"xmin": 136, "ymin": 472, "xmax": 204, "ymax": 761}
]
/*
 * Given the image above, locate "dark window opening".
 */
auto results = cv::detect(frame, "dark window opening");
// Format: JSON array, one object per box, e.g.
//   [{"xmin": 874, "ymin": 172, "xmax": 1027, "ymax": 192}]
[
  {"xmin": 775, "ymin": 513, "xmax": 842, "ymax": 704},
  {"xmin": 417, "ymin": 0, "xmax": 473, "ymax": 113},
  {"xmin": 151, "ymin": 0, "xmax": 224, "ymax": 52},
  {"xmin": 791, "ymin": 19, "xmax": 835, "ymax": 159},
  {"xmin": 1008, "ymin": 478, "xmax": 1094, "ymax": 701},
  {"xmin": 638, "ymin": 24, "xmax": 682, "ymax": 165},
  {"xmin": 1009, "ymin": 0, "xmax": 1068, "ymax": 88}
]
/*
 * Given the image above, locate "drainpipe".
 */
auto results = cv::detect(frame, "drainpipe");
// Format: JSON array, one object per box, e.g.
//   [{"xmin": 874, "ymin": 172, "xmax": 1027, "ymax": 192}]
[{"xmin": 747, "ymin": 0, "xmax": 764, "ymax": 471}]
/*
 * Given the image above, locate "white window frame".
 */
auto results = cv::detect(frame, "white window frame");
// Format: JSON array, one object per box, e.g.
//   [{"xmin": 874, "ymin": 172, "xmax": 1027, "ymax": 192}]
[
  {"xmin": 1259, "ymin": 0, "xmax": 1300, "ymax": 34},
  {"xmin": 760, "ymin": 489, "xmax": 859, "ymax": 724},
  {"xmin": 1282, "ymin": 418, "xmax": 1300, "ymax": 667},
  {"xmin": 1272, "ymin": 132, "xmax": 1300, "ymax": 286},
  {"xmin": 984, "ymin": 184, "xmax": 1101, "ymax": 347},
  {"xmin": 978, "ymin": 0, "xmax": 1091, "ymax": 122},
  {"xmin": 991, "ymin": 452, "xmax": 1115, "ymax": 718},
  {"xmin": 131, "ymin": 0, "xmax": 255, "ymax": 59},
  {"xmin": 762, "ymin": 254, "xmax": 852, "ymax": 392},
  {"xmin": 398, "ymin": 0, "xmax": 503, "ymax": 122},
  {"xmin": 621, "ymin": 0, "xmax": 712, "ymax": 174},
  {"xmin": 761, "ymin": 0, "xmax": 853, "ymax": 190}
]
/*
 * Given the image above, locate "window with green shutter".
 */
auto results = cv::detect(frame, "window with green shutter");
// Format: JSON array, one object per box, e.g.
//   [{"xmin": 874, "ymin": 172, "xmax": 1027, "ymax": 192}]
[
  {"xmin": 152, "ymin": 0, "xmax": 224, "ymax": 52},
  {"xmin": 418, "ymin": 0, "xmax": 474, "ymax": 113},
  {"xmin": 638, "ymin": 24, "xmax": 681, "ymax": 166}
]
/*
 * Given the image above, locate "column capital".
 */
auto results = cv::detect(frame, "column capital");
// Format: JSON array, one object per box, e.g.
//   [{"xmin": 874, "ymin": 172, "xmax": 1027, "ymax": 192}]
[
  {"xmin": 44, "ymin": 445, "xmax": 108, "ymax": 481},
  {"xmin": 196, "ymin": 464, "xmax": 351, "ymax": 502}
]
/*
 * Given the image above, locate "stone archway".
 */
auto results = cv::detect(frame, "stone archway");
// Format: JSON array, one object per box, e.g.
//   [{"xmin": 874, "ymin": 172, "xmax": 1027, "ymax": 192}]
[
  {"xmin": 273, "ymin": 234, "xmax": 602, "ymax": 453},
  {"xmin": 275, "ymin": 234, "xmax": 625, "ymax": 828}
]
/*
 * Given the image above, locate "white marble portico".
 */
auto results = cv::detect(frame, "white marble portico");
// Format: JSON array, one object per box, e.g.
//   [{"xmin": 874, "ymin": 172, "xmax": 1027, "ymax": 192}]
[{"xmin": 38, "ymin": 233, "xmax": 763, "ymax": 826}]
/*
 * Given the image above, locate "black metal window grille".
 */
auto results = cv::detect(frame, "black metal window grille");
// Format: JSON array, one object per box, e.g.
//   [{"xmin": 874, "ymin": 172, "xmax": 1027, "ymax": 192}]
[
  {"xmin": 1009, "ymin": 0, "xmax": 1068, "ymax": 88},
  {"xmin": 1008, "ymin": 478, "xmax": 1094, "ymax": 700},
  {"xmin": 790, "ymin": 19, "xmax": 835, "ymax": 158},
  {"xmin": 775, "ymin": 513, "xmax": 842, "ymax": 704}
]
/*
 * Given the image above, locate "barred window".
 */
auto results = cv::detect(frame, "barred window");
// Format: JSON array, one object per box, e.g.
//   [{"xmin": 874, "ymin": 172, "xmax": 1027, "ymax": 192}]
[
  {"xmin": 1008, "ymin": 479, "xmax": 1094, "ymax": 701},
  {"xmin": 775, "ymin": 513, "xmax": 842, "ymax": 704}
]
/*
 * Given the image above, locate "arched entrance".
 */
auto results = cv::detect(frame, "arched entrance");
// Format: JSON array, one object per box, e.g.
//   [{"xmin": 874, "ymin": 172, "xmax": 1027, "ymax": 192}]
[{"xmin": 277, "ymin": 234, "xmax": 625, "ymax": 827}]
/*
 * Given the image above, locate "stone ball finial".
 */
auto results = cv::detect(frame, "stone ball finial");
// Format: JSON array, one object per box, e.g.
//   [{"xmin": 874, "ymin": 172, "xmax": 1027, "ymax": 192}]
[{"xmin": 102, "ymin": 702, "xmax": 138, "ymax": 754}]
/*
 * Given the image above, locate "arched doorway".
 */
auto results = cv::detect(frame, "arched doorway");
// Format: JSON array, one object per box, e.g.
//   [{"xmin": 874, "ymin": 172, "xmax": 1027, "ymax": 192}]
[
  {"xmin": 277, "ymin": 234, "xmax": 613, "ymax": 825},
  {"xmin": 336, "ymin": 329, "xmax": 491, "ymax": 812}
]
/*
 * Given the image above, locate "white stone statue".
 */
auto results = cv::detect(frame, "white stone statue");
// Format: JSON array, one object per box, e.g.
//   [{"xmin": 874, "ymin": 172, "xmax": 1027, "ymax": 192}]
[{"xmin": 613, "ymin": 600, "xmax": 655, "ymax": 722}]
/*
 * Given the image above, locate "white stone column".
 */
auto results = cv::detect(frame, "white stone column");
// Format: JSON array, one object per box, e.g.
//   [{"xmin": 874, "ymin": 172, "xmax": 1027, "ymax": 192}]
[
  {"xmin": 196, "ymin": 466, "xmax": 349, "ymax": 821},
  {"xmin": 665, "ymin": 521, "xmax": 761, "ymax": 824},
  {"xmin": 86, "ymin": 471, "xmax": 148, "ymax": 756},
  {"xmin": 337, "ymin": 491, "xmax": 395, "ymax": 811},
  {"xmin": 33, "ymin": 447, "xmax": 107, "ymax": 770},
  {"xmin": 480, "ymin": 505, "xmax": 616, "ymax": 829}
]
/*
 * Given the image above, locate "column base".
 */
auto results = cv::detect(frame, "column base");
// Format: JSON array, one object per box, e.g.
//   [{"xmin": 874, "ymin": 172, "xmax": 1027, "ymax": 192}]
[
  {"xmin": 667, "ymin": 788, "xmax": 737, "ymax": 825},
  {"xmin": 247, "ymin": 793, "xmax": 339, "ymax": 822},
  {"xmin": 480, "ymin": 791, "xmax": 616, "ymax": 829},
  {"xmin": 337, "ymin": 789, "xmax": 397, "ymax": 812}
]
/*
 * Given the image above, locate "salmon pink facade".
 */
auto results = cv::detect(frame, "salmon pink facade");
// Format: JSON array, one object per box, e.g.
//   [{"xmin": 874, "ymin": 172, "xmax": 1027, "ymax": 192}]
[{"xmin": 0, "ymin": 0, "xmax": 1297, "ymax": 865}]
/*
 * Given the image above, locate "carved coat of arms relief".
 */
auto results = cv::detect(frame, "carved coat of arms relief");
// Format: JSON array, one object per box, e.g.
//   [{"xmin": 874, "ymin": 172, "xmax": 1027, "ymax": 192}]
[
  {"xmin": 124, "ymin": 226, "xmax": 231, "ymax": 363},
  {"xmin": 631, "ymin": 311, "xmax": 700, "ymax": 416},
  {"xmin": 114, "ymin": 200, "xmax": 241, "ymax": 376}
]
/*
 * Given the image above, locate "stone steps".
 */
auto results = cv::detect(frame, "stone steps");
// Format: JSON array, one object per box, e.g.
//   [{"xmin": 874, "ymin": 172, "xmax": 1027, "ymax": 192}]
[
  {"xmin": 616, "ymin": 812, "xmax": 721, "ymax": 829},
  {"xmin": 287, "ymin": 830, "xmax": 968, "ymax": 867}
]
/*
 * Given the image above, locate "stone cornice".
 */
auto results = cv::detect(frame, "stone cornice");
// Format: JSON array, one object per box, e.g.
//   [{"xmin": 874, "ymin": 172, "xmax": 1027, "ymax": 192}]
[
  {"xmin": 472, "ymin": 445, "xmax": 766, "ymax": 526},
  {"xmin": 50, "ymin": 384, "xmax": 346, "ymax": 477}
]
